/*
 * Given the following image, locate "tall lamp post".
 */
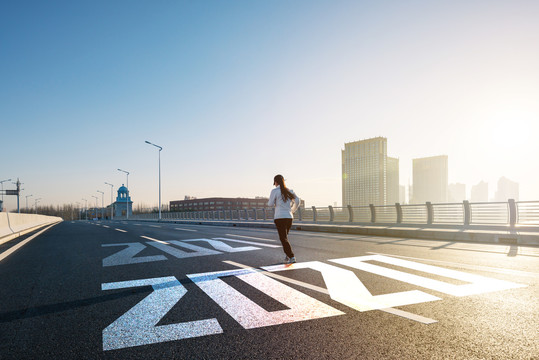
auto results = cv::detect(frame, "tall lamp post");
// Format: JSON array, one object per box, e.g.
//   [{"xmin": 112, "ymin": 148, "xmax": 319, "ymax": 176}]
[
  {"xmin": 26, "ymin": 194, "xmax": 33, "ymax": 212},
  {"xmin": 82, "ymin": 198, "xmax": 88, "ymax": 220},
  {"xmin": 97, "ymin": 190, "xmax": 104, "ymax": 220},
  {"xmin": 34, "ymin": 198, "xmax": 41, "ymax": 214},
  {"xmin": 105, "ymin": 182, "xmax": 114, "ymax": 220},
  {"xmin": 117, "ymin": 169, "xmax": 130, "ymax": 219},
  {"xmin": 145, "ymin": 140, "xmax": 163, "ymax": 220},
  {"xmin": 91, "ymin": 195, "xmax": 99, "ymax": 220}
]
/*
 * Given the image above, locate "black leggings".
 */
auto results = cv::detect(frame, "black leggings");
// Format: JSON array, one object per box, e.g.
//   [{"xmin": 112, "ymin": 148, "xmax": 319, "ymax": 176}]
[{"xmin": 274, "ymin": 218, "xmax": 294, "ymax": 258}]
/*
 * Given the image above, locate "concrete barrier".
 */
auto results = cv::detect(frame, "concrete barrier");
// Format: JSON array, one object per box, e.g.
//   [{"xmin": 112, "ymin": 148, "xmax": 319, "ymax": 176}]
[{"xmin": 0, "ymin": 213, "xmax": 62, "ymax": 245}]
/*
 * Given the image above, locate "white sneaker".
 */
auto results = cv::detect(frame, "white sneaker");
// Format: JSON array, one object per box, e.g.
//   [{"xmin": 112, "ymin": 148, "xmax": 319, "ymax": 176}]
[
  {"xmin": 288, "ymin": 257, "xmax": 296, "ymax": 264},
  {"xmin": 284, "ymin": 256, "xmax": 290, "ymax": 263}
]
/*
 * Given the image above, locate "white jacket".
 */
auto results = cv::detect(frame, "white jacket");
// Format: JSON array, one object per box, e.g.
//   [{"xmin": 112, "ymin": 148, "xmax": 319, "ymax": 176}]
[{"xmin": 267, "ymin": 187, "xmax": 300, "ymax": 219}]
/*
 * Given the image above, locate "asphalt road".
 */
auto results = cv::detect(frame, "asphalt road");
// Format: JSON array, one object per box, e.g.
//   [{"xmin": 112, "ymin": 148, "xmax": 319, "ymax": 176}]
[{"xmin": 0, "ymin": 220, "xmax": 538, "ymax": 359}]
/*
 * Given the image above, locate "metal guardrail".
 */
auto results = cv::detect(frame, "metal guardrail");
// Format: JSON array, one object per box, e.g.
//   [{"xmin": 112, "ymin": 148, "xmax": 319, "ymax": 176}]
[{"xmin": 128, "ymin": 199, "xmax": 539, "ymax": 227}]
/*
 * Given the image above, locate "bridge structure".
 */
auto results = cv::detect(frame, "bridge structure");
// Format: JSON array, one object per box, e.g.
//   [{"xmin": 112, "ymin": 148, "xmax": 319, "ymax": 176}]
[{"xmin": 0, "ymin": 201, "xmax": 538, "ymax": 358}]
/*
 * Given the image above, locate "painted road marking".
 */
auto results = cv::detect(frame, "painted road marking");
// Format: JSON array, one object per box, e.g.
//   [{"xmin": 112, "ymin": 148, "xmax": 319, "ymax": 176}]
[
  {"xmin": 147, "ymin": 240, "xmax": 222, "ymax": 258},
  {"xmin": 367, "ymin": 252, "xmax": 539, "ymax": 278},
  {"xmin": 0, "ymin": 223, "xmax": 59, "ymax": 262},
  {"xmin": 101, "ymin": 238, "xmax": 273, "ymax": 267},
  {"xmin": 140, "ymin": 235, "xmax": 169, "ymax": 244},
  {"xmin": 102, "ymin": 243, "xmax": 167, "ymax": 267},
  {"xmin": 183, "ymin": 239, "xmax": 260, "ymax": 252},
  {"xmin": 102, "ymin": 276, "xmax": 222, "ymax": 351},
  {"xmin": 174, "ymin": 228, "xmax": 198, "ymax": 232},
  {"xmin": 263, "ymin": 261, "xmax": 440, "ymax": 312},
  {"xmin": 213, "ymin": 237, "xmax": 281, "ymax": 248},
  {"xmin": 187, "ymin": 268, "xmax": 344, "ymax": 329},
  {"xmin": 331, "ymin": 255, "xmax": 527, "ymax": 297},
  {"xmin": 149, "ymin": 225, "xmax": 161, "ymax": 228},
  {"xmin": 224, "ymin": 234, "xmax": 276, "ymax": 242},
  {"xmin": 224, "ymin": 261, "xmax": 437, "ymax": 325},
  {"xmin": 103, "ymin": 225, "xmax": 110, "ymax": 228},
  {"xmin": 114, "ymin": 228, "xmax": 127, "ymax": 233}
]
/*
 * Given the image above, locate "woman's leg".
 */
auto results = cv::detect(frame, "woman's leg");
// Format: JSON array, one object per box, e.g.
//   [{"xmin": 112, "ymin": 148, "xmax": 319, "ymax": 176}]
[{"xmin": 274, "ymin": 218, "xmax": 294, "ymax": 258}]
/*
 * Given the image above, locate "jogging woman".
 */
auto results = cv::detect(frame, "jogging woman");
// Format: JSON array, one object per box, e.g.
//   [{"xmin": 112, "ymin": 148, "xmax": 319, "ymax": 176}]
[{"xmin": 268, "ymin": 174, "xmax": 301, "ymax": 264}]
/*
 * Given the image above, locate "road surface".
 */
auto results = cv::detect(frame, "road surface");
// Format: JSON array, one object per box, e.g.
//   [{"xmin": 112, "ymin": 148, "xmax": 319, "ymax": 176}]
[{"xmin": 1, "ymin": 220, "xmax": 537, "ymax": 359}]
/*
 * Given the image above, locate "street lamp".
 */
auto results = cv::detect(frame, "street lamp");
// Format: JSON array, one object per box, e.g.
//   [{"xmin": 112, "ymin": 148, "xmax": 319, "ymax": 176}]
[
  {"xmin": 145, "ymin": 140, "xmax": 163, "ymax": 220},
  {"xmin": 25, "ymin": 194, "xmax": 33, "ymax": 212},
  {"xmin": 105, "ymin": 182, "xmax": 114, "ymax": 220},
  {"xmin": 117, "ymin": 169, "xmax": 130, "ymax": 219},
  {"xmin": 92, "ymin": 195, "xmax": 99, "ymax": 220},
  {"xmin": 82, "ymin": 198, "xmax": 88, "ymax": 220},
  {"xmin": 34, "ymin": 198, "xmax": 41, "ymax": 214},
  {"xmin": 97, "ymin": 190, "xmax": 104, "ymax": 220}
]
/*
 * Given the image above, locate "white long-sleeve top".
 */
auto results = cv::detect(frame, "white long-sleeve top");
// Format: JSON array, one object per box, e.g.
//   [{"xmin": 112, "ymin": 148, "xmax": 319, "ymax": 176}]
[{"xmin": 267, "ymin": 186, "xmax": 300, "ymax": 219}]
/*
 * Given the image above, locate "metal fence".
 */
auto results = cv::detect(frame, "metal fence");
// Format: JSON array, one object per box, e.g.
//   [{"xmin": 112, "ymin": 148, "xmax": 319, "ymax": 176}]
[{"xmin": 128, "ymin": 199, "xmax": 539, "ymax": 227}]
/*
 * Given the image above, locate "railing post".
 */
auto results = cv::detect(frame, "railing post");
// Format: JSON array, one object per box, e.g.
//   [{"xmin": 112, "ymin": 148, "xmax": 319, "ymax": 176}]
[
  {"xmin": 347, "ymin": 205, "xmax": 353, "ymax": 223},
  {"xmin": 263, "ymin": 208, "xmax": 266, "ymax": 221},
  {"xmin": 369, "ymin": 204, "xmax": 376, "ymax": 223},
  {"xmin": 508, "ymin": 199, "xmax": 517, "ymax": 227},
  {"xmin": 252, "ymin": 208, "xmax": 257, "ymax": 221},
  {"xmin": 312, "ymin": 206, "xmax": 317, "ymax": 222},
  {"xmin": 396, "ymin": 203, "xmax": 402, "ymax": 224},
  {"xmin": 329, "ymin": 206, "xmax": 334, "ymax": 222},
  {"xmin": 297, "ymin": 206, "xmax": 302, "ymax": 221},
  {"xmin": 426, "ymin": 202, "xmax": 433, "ymax": 224},
  {"xmin": 463, "ymin": 200, "xmax": 470, "ymax": 225}
]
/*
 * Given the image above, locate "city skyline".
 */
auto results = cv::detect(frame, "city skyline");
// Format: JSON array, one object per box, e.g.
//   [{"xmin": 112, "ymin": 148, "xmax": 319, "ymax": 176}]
[{"xmin": 2, "ymin": 1, "xmax": 539, "ymax": 211}]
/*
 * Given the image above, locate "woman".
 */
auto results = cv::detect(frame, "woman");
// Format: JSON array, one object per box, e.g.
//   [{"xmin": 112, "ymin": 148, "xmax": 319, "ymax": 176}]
[{"xmin": 268, "ymin": 174, "xmax": 301, "ymax": 264}]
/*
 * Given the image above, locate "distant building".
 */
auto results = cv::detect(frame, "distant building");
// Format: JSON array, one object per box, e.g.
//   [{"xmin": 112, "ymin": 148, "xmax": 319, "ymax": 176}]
[
  {"xmin": 412, "ymin": 155, "xmax": 448, "ymax": 204},
  {"xmin": 113, "ymin": 184, "xmax": 133, "ymax": 217},
  {"xmin": 470, "ymin": 181, "xmax": 488, "ymax": 202},
  {"xmin": 448, "ymin": 183, "xmax": 466, "ymax": 203},
  {"xmin": 342, "ymin": 137, "xmax": 390, "ymax": 206},
  {"xmin": 494, "ymin": 177, "xmax": 519, "ymax": 201},
  {"xmin": 170, "ymin": 197, "xmax": 270, "ymax": 212},
  {"xmin": 387, "ymin": 157, "xmax": 400, "ymax": 205}
]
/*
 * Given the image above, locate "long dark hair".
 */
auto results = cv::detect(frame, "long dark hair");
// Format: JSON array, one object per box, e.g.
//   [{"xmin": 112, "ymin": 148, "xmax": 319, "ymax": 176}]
[{"xmin": 274, "ymin": 174, "xmax": 295, "ymax": 202}]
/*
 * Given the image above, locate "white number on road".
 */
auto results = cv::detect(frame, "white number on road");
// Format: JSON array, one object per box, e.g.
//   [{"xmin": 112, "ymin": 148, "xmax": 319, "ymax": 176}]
[
  {"xmin": 101, "ymin": 276, "xmax": 222, "ymax": 351},
  {"xmin": 102, "ymin": 243, "xmax": 167, "ymax": 267},
  {"xmin": 188, "ymin": 268, "xmax": 344, "ymax": 329}
]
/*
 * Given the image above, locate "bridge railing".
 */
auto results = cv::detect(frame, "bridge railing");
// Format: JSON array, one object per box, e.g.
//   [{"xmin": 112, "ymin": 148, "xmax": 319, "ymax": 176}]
[{"xmin": 127, "ymin": 199, "xmax": 539, "ymax": 227}]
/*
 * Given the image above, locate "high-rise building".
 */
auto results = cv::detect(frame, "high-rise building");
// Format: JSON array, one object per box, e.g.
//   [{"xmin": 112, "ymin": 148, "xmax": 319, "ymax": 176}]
[
  {"xmin": 494, "ymin": 177, "xmax": 519, "ymax": 201},
  {"xmin": 342, "ymin": 137, "xmax": 393, "ymax": 206},
  {"xmin": 448, "ymin": 183, "xmax": 466, "ymax": 203},
  {"xmin": 412, "ymin": 155, "xmax": 448, "ymax": 204},
  {"xmin": 387, "ymin": 157, "xmax": 400, "ymax": 205},
  {"xmin": 470, "ymin": 181, "xmax": 488, "ymax": 202}
]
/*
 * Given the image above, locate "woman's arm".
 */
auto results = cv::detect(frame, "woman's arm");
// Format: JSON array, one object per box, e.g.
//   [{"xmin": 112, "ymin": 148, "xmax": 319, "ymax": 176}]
[{"xmin": 267, "ymin": 189, "xmax": 276, "ymax": 208}]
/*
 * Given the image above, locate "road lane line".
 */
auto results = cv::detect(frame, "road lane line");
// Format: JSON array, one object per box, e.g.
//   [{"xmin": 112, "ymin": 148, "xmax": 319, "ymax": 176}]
[
  {"xmin": 140, "ymin": 235, "xmax": 169, "ymax": 244},
  {"xmin": 149, "ymin": 225, "xmax": 161, "ymax": 228},
  {"xmin": 225, "ymin": 234, "xmax": 276, "ymax": 242},
  {"xmin": 175, "ymin": 228, "xmax": 198, "ymax": 232},
  {"xmin": 367, "ymin": 252, "xmax": 539, "ymax": 278},
  {"xmin": 115, "ymin": 228, "xmax": 127, "ymax": 233},
  {"xmin": 0, "ymin": 223, "xmax": 59, "ymax": 262},
  {"xmin": 223, "ymin": 260, "xmax": 438, "ymax": 325},
  {"xmin": 213, "ymin": 238, "xmax": 280, "ymax": 248},
  {"xmin": 103, "ymin": 225, "xmax": 110, "ymax": 228}
]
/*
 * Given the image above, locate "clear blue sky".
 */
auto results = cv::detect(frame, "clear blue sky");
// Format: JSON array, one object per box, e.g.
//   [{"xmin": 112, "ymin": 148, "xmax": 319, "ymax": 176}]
[{"xmin": 2, "ymin": 0, "xmax": 539, "ymax": 211}]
